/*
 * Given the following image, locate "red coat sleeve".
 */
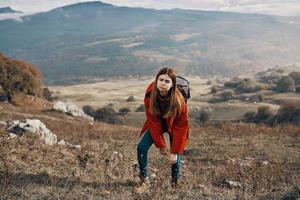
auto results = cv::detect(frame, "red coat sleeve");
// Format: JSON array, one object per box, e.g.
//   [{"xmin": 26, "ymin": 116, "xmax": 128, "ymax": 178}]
[{"xmin": 170, "ymin": 100, "xmax": 189, "ymax": 154}]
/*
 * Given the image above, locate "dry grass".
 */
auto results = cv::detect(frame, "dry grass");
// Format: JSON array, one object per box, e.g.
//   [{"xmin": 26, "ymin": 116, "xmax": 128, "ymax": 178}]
[{"xmin": 0, "ymin": 103, "xmax": 299, "ymax": 199}]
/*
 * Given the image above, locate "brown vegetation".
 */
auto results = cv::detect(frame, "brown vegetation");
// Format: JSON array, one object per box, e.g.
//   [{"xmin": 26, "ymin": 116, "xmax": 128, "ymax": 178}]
[
  {"xmin": 0, "ymin": 110, "xmax": 299, "ymax": 200},
  {"xmin": 275, "ymin": 101, "xmax": 300, "ymax": 124},
  {"xmin": 0, "ymin": 53, "xmax": 44, "ymax": 100}
]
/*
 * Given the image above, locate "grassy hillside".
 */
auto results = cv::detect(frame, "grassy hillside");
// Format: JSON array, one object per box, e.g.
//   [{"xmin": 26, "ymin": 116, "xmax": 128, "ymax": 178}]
[{"xmin": 0, "ymin": 101, "xmax": 299, "ymax": 199}]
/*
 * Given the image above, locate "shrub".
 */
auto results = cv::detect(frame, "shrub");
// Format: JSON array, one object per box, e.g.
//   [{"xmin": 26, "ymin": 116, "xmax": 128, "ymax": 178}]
[
  {"xmin": 275, "ymin": 68, "xmax": 285, "ymax": 73},
  {"xmin": 289, "ymin": 71, "xmax": 300, "ymax": 93},
  {"xmin": 281, "ymin": 185, "xmax": 300, "ymax": 200},
  {"xmin": 276, "ymin": 76, "xmax": 295, "ymax": 92},
  {"xmin": 0, "ymin": 85, "xmax": 7, "ymax": 101},
  {"xmin": 224, "ymin": 77, "xmax": 242, "ymax": 88},
  {"xmin": 210, "ymin": 85, "xmax": 223, "ymax": 94},
  {"xmin": 206, "ymin": 80, "xmax": 212, "ymax": 85},
  {"xmin": 126, "ymin": 95, "xmax": 135, "ymax": 102},
  {"xmin": 43, "ymin": 87, "xmax": 55, "ymax": 101},
  {"xmin": 82, "ymin": 105, "xmax": 95, "ymax": 117},
  {"xmin": 244, "ymin": 111, "xmax": 256, "ymax": 122},
  {"xmin": 118, "ymin": 107, "xmax": 130, "ymax": 116},
  {"xmin": 93, "ymin": 106, "xmax": 122, "ymax": 124},
  {"xmin": 254, "ymin": 106, "xmax": 274, "ymax": 124},
  {"xmin": 250, "ymin": 93, "xmax": 264, "ymax": 102},
  {"xmin": 275, "ymin": 102, "xmax": 300, "ymax": 124},
  {"xmin": 244, "ymin": 106, "xmax": 275, "ymax": 124},
  {"xmin": 288, "ymin": 71, "xmax": 300, "ymax": 85},
  {"xmin": 0, "ymin": 53, "xmax": 43, "ymax": 99},
  {"xmin": 210, "ymin": 86, "xmax": 218, "ymax": 94},
  {"xmin": 135, "ymin": 104, "xmax": 145, "ymax": 112},
  {"xmin": 219, "ymin": 90, "xmax": 234, "ymax": 101},
  {"xmin": 237, "ymin": 79, "xmax": 260, "ymax": 93},
  {"xmin": 195, "ymin": 107, "xmax": 211, "ymax": 124}
]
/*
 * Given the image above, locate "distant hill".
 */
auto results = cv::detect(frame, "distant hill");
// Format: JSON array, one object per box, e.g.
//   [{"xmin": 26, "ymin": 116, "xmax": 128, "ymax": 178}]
[
  {"xmin": 1, "ymin": 1, "xmax": 300, "ymax": 85},
  {"xmin": 0, "ymin": 7, "xmax": 22, "ymax": 13}
]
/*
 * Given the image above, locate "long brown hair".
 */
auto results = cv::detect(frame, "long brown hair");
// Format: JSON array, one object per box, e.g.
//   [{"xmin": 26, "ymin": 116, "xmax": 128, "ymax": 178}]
[{"xmin": 149, "ymin": 67, "xmax": 184, "ymax": 119}]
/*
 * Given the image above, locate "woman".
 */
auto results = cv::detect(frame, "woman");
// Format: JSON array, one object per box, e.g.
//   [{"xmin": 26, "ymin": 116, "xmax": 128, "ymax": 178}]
[{"xmin": 136, "ymin": 67, "xmax": 189, "ymax": 190}]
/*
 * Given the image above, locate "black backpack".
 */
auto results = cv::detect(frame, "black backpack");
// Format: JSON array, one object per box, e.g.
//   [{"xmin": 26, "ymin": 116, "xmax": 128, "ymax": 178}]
[{"xmin": 176, "ymin": 76, "xmax": 190, "ymax": 102}]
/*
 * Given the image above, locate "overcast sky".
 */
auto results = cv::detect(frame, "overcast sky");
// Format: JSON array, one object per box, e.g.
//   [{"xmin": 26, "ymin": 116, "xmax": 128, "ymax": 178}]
[{"xmin": 0, "ymin": 0, "xmax": 300, "ymax": 17}]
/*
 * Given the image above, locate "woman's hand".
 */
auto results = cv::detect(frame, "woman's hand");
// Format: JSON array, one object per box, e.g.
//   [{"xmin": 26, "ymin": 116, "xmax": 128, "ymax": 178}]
[
  {"xmin": 169, "ymin": 153, "xmax": 178, "ymax": 164},
  {"xmin": 159, "ymin": 147, "xmax": 168, "ymax": 155}
]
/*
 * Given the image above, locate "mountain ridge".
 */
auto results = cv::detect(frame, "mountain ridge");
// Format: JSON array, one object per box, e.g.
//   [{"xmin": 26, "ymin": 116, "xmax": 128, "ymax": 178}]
[
  {"xmin": 0, "ymin": 1, "xmax": 300, "ymax": 85},
  {"xmin": 0, "ymin": 7, "xmax": 22, "ymax": 14}
]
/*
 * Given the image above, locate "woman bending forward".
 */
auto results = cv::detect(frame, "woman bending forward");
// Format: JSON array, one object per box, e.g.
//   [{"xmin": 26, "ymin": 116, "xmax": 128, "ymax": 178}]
[{"xmin": 136, "ymin": 67, "xmax": 189, "ymax": 189}]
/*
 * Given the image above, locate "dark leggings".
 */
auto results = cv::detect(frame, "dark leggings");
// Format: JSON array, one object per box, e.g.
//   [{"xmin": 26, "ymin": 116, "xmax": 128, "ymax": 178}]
[{"xmin": 137, "ymin": 129, "xmax": 181, "ymax": 182}]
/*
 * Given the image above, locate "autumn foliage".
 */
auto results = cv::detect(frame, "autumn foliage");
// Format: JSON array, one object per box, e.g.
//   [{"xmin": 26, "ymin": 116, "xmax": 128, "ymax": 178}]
[{"xmin": 0, "ymin": 53, "xmax": 43, "ymax": 100}]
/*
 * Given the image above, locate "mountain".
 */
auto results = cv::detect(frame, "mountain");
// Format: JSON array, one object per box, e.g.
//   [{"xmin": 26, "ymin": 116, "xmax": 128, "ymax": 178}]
[
  {"xmin": 1, "ymin": 1, "xmax": 300, "ymax": 85},
  {"xmin": 0, "ymin": 7, "xmax": 22, "ymax": 13}
]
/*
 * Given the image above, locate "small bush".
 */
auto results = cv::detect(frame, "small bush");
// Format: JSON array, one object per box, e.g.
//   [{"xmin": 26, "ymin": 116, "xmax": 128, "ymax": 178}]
[
  {"xmin": 195, "ymin": 107, "xmax": 211, "ymax": 124},
  {"xmin": 210, "ymin": 86, "xmax": 218, "ymax": 94},
  {"xmin": 237, "ymin": 79, "xmax": 260, "ymax": 93},
  {"xmin": 255, "ymin": 106, "xmax": 274, "ymax": 124},
  {"xmin": 250, "ymin": 93, "xmax": 264, "ymax": 102},
  {"xmin": 43, "ymin": 87, "xmax": 55, "ymax": 101},
  {"xmin": 135, "ymin": 104, "xmax": 145, "ymax": 112},
  {"xmin": 244, "ymin": 106, "xmax": 275, "ymax": 124},
  {"xmin": 126, "ymin": 95, "xmax": 135, "ymax": 102},
  {"xmin": 210, "ymin": 85, "xmax": 222, "ymax": 94},
  {"xmin": 206, "ymin": 80, "xmax": 212, "ymax": 85},
  {"xmin": 244, "ymin": 111, "xmax": 256, "ymax": 122},
  {"xmin": 82, "ymin": 105, "xmax": 95, "ymax": 117},
  {"xmin": 93, "ymin": 106, "xmax": 122, "ymax": 124},
  {"xmin": 0, "ymin": 53, "xmax": 43, "ymax": 99},
  {"xmin": 276, "ymin": 76, "xmax": 296, "ymax": 92},
  {"xmin": 0, "ymin": 85, "xmax": 8, "ymax": 101},
  {"xmin": 118, "ymin": 107, "xmax": 130, "ymax": 116},
  {"xmin": 289, "ymin": 71, "xmax": 300, "ymax": 85},
  {"xmin": 219, "ymin": 90, "xmax": 234, "ymax": 101},
  {"xmin": 275, "ymin": 102, "xmax": 300, "ymax": 124},
  {"xmin": 281, "ymin": 185, "xmax": 300, "ymax": 200},
  {"xmin": 289, "ymin": 71, "xmax": 300, "ymax": 93},
  {"xmin": 224, "ymin": 78, "xmax": 242, "ymax": 88}
]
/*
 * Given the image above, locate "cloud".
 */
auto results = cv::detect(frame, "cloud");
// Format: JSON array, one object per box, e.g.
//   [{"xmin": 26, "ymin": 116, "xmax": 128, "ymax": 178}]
[
  {"xmin": 0, "ymin": 0, "xmax": 92, "ymax": 13},
  {"xmin": 104, "ymin": 0, "xmax": 300, "ymax": 16},
  {"xmin": 0, "ymin": 0, "xmax": 300, "ymax": 16}
]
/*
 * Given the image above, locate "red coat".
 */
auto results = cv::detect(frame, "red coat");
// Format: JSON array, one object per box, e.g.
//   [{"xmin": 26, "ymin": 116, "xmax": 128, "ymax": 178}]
[{"xmin": 140, "ymin": 82, "xmax": 189, "ymax": 154}]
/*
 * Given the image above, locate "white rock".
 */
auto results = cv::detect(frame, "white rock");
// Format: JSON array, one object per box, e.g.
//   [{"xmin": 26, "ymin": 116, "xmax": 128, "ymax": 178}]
[
  {"xmin": 73, "ymin": 144, "xmax": 81, "ymax": 149},
  {"xmin": 0, "ymin": 121, "xmax": 7, "ymax": 126},
  {"xmin": 58, "ymin": 140, "xmax": 66, "ymax": 145},
  {"xmin": 58, "ymin": 139, "xmax": 81, "ymax": 149},
  {"xmin": 53, "ymin": 101, "xmax": 93, "ymax": 121},
  {"xmin": 226, "ymin": 180, "xmax": 242, "ymax": 188},
  {"xmin": 53, "ymin": 101, "xmax": 68, "ymax": 113},
  {"xmin": 8, "ymin": 133, "xmax": 18, "ymax": 139},
  {"xmin": 262, "ymin": 161, "xmax": 269, "ymax": 165},
  {"xmin": 7, "ymin": 119, "xmax": 57, "ymax": 145}
]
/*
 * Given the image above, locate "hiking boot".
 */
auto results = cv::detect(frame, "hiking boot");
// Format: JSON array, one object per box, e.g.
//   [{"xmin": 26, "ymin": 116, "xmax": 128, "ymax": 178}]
[
  {"xmin": 171, "ymin": 179, "xmax": 181, "ymax": 190},
  {"xmin": 139, "ymin": 175, "xmax": 150, "ymax": 184},
  {"xmin": 133, "ymin": 175, "xmax": 150, "ymax": 194}
]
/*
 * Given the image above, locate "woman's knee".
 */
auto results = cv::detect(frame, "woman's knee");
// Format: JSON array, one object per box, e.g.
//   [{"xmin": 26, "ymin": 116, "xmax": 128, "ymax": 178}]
[{"xmin": 137, "ymin": 142, "xmax": 147, "ymax": 153}]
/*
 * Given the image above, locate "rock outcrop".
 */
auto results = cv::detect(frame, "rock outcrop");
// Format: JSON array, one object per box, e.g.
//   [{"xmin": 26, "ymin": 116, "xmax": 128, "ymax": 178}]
[
  {"xmin": 53, "ymin": 101, "xmax": 93, "ymax": 121},
  {"xmin": 5, "ymin": 119, "xmax": 57, "ymax": 145}
]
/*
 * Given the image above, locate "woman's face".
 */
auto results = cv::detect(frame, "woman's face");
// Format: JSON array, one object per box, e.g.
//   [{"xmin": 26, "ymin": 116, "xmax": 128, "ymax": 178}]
[{"xmin": 157, "ymin": 74, "xmax": 173, "ymax": 95}]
